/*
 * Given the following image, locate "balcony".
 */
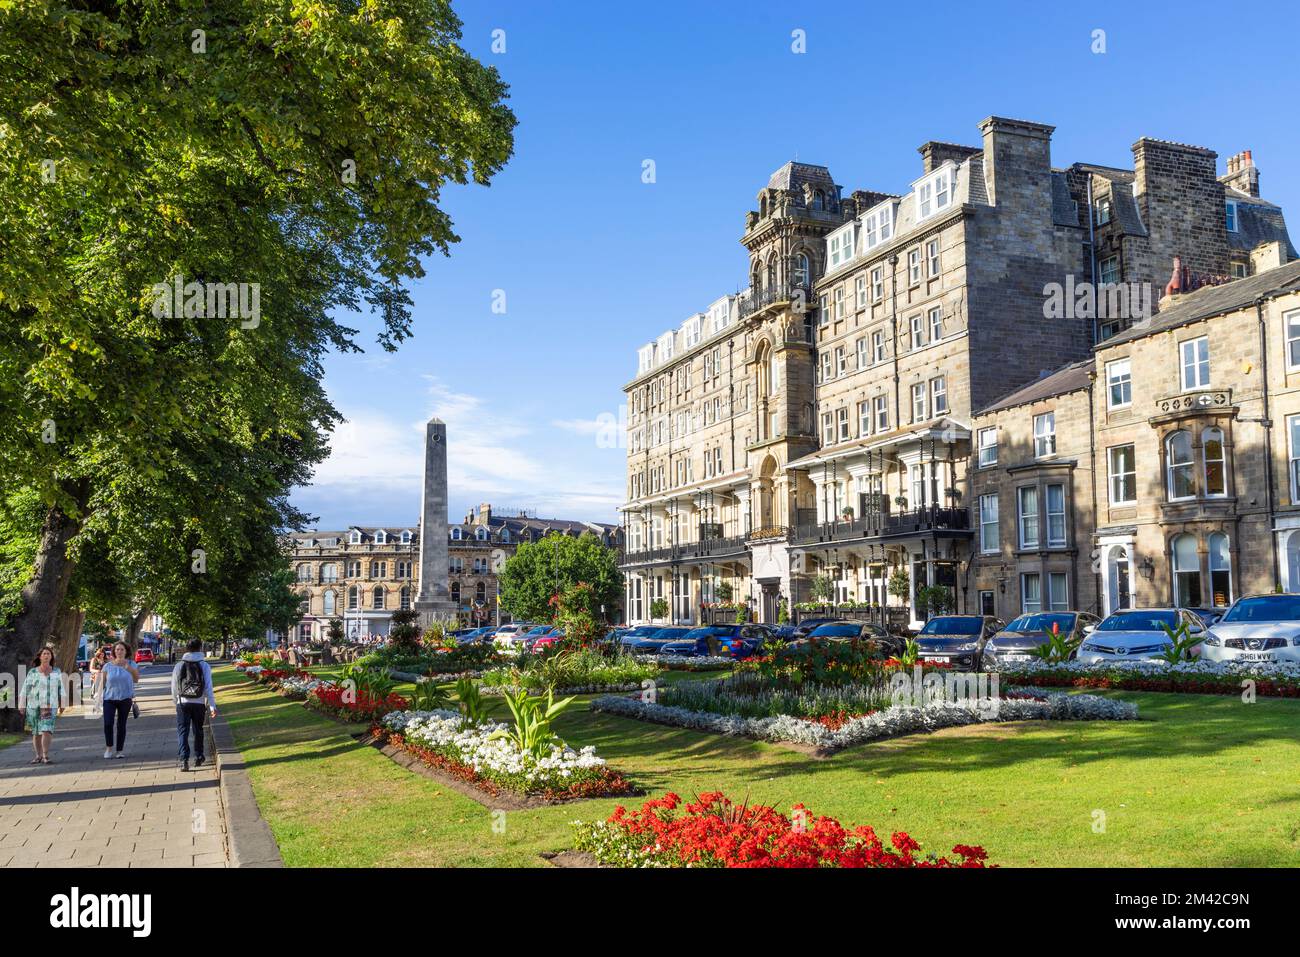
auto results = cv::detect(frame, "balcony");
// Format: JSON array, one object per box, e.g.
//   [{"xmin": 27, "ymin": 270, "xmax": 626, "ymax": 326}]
[
  {"xmin": 1151, "ymin": 388, "xmax": 1234, "ymax": 422},
  {"xmin": 738, "ymin": 282, "xmax": 814, "ymax": 320},
  {"xmin": 792, "ymin": 506, "xmax": 970, "ymax": 546},
  {"xmin": 620, "ymin": 534, "xmax": 750, "ymax": 567}
]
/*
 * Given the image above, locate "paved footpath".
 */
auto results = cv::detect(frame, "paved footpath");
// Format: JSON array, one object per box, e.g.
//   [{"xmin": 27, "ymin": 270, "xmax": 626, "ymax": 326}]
[{"xmin": 0, "ymin": 666, "xmax": 228, "ymax": 868}]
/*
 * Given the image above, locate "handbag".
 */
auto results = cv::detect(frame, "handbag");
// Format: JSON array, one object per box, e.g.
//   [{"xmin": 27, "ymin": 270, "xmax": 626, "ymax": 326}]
[{"xmin": 131, "ymin": 700, "xmax": 140, "ymax": 719}]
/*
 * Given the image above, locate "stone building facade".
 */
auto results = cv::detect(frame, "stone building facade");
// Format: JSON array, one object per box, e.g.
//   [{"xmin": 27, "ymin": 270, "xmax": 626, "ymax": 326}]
[
  {"xmin": 285, "ymin": 505, "xmax": 621, "ymax": 640},
  {"xmin": 621, "ymin": 115, "xmax": 1294, "ymax": 628},
  {"xmin": 970, "ymin": 260, "xmax": 1300, "ymax": 621}
]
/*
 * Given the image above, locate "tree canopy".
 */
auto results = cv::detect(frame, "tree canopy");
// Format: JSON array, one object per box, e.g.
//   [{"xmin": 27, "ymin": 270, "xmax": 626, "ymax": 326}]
[
  {"xmin": 0, "ymin": 0, "xmax": 515, "ymax": 724},
  {"xmin": 497, "ymin": 532, "xmax": 622, "ymax": 623}
]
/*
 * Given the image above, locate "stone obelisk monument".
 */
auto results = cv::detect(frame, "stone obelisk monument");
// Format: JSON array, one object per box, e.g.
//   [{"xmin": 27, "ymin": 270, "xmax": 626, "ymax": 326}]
[{"xmin": 415, "ymin": 417, "xmax": 458, "ymax": 626}]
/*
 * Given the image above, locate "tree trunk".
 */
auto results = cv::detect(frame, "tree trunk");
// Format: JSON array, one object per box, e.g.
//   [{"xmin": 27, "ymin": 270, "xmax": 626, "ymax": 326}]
[
  {"xmin": 123, "ymin": 607, "xmax": 150, "ymax": 654},
  {"xmin": 0, "ymin": 500, "xmax": 82, "ymax": 732},
  {"xmin": 51, "ymin": 606, "xmax": 86, "ymax": 673}
]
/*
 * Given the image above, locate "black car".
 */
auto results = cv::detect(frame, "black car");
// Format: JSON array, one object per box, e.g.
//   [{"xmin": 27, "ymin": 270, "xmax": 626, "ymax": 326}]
[
  {"xmin": 790, "ymin": 621, "xmax": 905, "ymax": 658},
  {"xmin": 658, "ymin": 624, "xmax": 774, "ymax": 658},
  {"xmin": 914, "ymin": 615, "xmax": 1004, "ymax": 670},
  {"xmin": 626, "ymin": 626, "xmax": 693, "ymax": 654},
  {"xmin": 792, "ymin": 617, "xmax": 845, "ymax": 638},
  {"xmin": 982, "ymin": 611, "xmax": 1100, "ymax": 666}
]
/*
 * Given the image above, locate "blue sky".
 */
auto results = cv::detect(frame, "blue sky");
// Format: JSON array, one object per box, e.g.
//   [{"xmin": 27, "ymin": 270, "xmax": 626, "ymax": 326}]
[{"xmin": 292, "ymin": 0, "xmax": 1300, "ymax": 531}]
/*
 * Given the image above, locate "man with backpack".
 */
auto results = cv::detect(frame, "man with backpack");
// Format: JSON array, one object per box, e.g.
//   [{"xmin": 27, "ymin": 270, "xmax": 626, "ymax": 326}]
[{"xmin": 171, "ymin": 638, "xmax": 217, "ymax": 771}]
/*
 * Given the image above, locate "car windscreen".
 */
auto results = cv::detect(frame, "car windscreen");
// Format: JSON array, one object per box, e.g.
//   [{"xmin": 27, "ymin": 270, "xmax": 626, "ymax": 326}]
[
  {"xmin": 682, "ymin": 628, "xmax": 727, "ymax": 640},
  {"xmin": 808, "ymin": 624, "xmax": 860, "ymax": 638},
  {"xmin": 1005, "ymin": 613, "xmax": 1076, "ymax": 634},
  {"xmin": 649, "ymin": 628, "xmax": 689, "ymax": 638},
  {"xmin": 918, "ymin": 617, "xmax": 983, "ymax": 635},
  {"xmin": 1096, "ymin": 611, "xmax": 1178, "ymax": 631},
  {"xmin": 1220, "ymin": 595, "xmax": 1300, "ymax": 623}
]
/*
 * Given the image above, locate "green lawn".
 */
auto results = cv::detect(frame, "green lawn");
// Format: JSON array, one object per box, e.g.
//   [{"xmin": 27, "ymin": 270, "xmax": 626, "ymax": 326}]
[
  {"xmin": 215, "ymin": 666, "xmax": 1300, "ymax": 867},
  {"xmin": 0, "ymin": 733, "xmax": 20, "ymax": 751}
]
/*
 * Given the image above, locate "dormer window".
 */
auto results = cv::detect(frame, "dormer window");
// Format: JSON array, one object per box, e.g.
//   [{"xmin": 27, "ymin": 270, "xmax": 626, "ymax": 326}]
[
  {"xmin": 348, "ymin": 530, "xmax": 361, "ymax": 544},
  {"xmin": 861, "ymin": 202, "xmax": 894, "ymax": 251},
  {"xmin": 475, "ymin": 526, "xmax": 489, "ymax": 541},
  {"xmin": 1094, "ymin": 198, "xmax": 1112, "ymax": 226},
  {"xmin": 400, "ymin": 530, "xmax": 411, "ymax": 544},
  {"xmin": 451, "ymin": 528, "xmax": 462, "ymax": 540},
  {"xmin": 915, "ymin": 166, "xmax": 955, "ymax": 223},
  {"xmin": 827, "ymin": 223, "xmax": 856, "ymax": 269},
  {"xmin": 374, "ymin": 530, "xmax": 386, "ymax": 545},
  {"xmin": 1225, "ymin": 200, "xmax": 1238, "ymax": 232}
]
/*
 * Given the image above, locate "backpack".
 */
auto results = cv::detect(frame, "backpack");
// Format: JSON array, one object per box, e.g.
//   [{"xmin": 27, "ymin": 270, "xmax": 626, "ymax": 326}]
[{"xmin": 179, "ymin": 660, "xmax": 206, "ymax": 698}]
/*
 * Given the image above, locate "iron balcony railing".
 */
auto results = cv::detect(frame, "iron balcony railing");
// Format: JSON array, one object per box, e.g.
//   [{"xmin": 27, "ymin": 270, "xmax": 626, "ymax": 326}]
[
  {"xmin": 620, "ymin": 534, "xmax": 750, "ymax": 566},
  {"xmin": 738, "ymin": 282, "xmax": 814, "ymax": 320},
  {"xmin": 792, "ymin": 506, "xmax": 970, "ymax": 545}
]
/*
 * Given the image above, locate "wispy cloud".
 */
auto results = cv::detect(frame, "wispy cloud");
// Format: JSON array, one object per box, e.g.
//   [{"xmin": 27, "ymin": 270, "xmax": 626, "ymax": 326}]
[{"xmin": 299, "ymin": 377, "xmax": 622, "ymax": 528}]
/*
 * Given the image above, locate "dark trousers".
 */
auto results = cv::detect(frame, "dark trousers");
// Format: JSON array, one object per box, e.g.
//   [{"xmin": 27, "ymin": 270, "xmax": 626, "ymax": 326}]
[
  {"xmin": 176, "ymin": 702, "xmax": 207, "ymax": 761},
  {"xmin": 103, "ymin": 698, "xmax": 131, "ymax": 751}
]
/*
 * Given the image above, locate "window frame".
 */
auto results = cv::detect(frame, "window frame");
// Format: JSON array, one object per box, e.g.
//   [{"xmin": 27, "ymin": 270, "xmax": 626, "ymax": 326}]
[
  {"xmin": 977, "ymin": 427, "xmax": 998, "ymax": 468},
  {"xmin": 978, "ymin": 493, "xmax": 1000, "ymax": 554},
  {"xmin": 1017, "ymin": 485, "xmax": 1040, "ymax": 549},
  {"xmin": 1032, "ymin": 412, "xmax": 1056, "ymax": 458},
  {"xmin": 1108, "ymin": 444, "xmax": 1137, "ymax": 505},
  {"xmin": 1180, "ymin": 336, "xmax": 1210, "ymax": 391},
  {"xmin": 1106, "ymin": 358, "xmax": 1132, "ymax": 409}
]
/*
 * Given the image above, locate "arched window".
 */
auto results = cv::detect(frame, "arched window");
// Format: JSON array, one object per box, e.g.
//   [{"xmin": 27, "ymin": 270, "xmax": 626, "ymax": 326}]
[
  {"xmin": 475, "ymin": 526, "xmax": 489, "ymax": 541},
  {"xmin": 374, "ymin": 530, "xmax": 386, "ymax": 545},
  {"xmin": 812, "ymin": 189, "xmax": 825, "ymax": 211},
  {"xmin": 322, "ymin": 590, "xmax": 336, "ymax": 616},
  {"xmin": 320, "ymin": 563, "xmax": 337, "ymax": 583},
  {"xmin": 296, "ymin": 564, "xmax": 311, "ymax": 582},
  {"xmin": 346, "ymin": 560, "xmax": 361, "ymax": 578},
  {"xmin": 475, "ymin": 581, "xmax": 487, "ymax": 602},
  {"xmin": 793, "ymin": 252, "xmax": 810, "ymax": 287},
  {"xmin": 765, "ymin": 257, "xmax": 777, "ymax": 291},
  {"xmin": 1208, "ymin": 533, "xmax": 1232, "ymax": 607},
  {"xmin": 1166, "ymin": 431, "xmax": 1195, "ymax": 500},
  {"xmin": 450, "ymin": 582, "xmax": 460, "ymax": 604},
  {"xmin": 372, "ymin": 586, "xmax": 385, "ymax": 609},
  {"xmin": 349, "ymin": 530, "xmax": 361, "ymax": 544},
  {"xmin": 1171, "ymin": 534, "xmax": 1202, "ymax": 607},
  {"xmin": 399, "ymin": 586, "xmax": 411, "ymax": 610},
  {"xmin": 499, "ymin": 528, "xmax": 510, "ymax": 543},
  {"xmin": 451, "ymin": 528, "xmax": 462, "ymax": 540},
  {"xmin": 370, "ymin": 560, "xmax": 384, "ymax": 578},
  {"xmin": 348, "ymin": 586, "xmax": 360, "ymax": 610},
  {"xmin": 1202, "ymin": 428, "xmax": 1226, "ymax": 496},
  {"xmin": 400, "ymin": 530, "xmax": 411, "ymax": 544}
]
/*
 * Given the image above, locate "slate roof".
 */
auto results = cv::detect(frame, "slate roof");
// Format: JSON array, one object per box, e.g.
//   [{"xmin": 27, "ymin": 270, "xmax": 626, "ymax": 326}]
[
  {"xmin": 1226, "ymin": 194, "xmax": 1298, "ymax": 259},
  {"xmin": 977, "ymin": 360, "xmax": 1094, "ymax": 416},
  {"xmin": 1101, "ymin": 259, "xmax": 1300, "ymax": 348},
  {"xmin": 767, "ymin": 161, "xmax": 836, "ymax": 193}
]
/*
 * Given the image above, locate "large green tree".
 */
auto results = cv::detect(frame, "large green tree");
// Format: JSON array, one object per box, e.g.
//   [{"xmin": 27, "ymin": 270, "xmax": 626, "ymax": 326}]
[
  {"xmin": 0, "ymin": 0, "xmax": 514, "ymax": 727},
  {"xmin": 497, "ymin": 532, "xmax": 623, "ymax": 623}
]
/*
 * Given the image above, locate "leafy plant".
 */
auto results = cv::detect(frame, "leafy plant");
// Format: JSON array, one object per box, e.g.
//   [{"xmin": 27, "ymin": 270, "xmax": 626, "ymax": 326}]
[
  {"xmin": 887, "ymin": 569, "xmax": 910, "ymax": 602},
  {"xmin": 899, "ymin": 638, "xmax": 920, "ymax": 668},
  {"xmin": 1028, "ymin": 623, "xmax": 1081, "ymax": 664},
  {"xmin": 1157, "ymin": 621, "xmax": 1203, "ymax": 663},
  {"xmin": 455, "ymin": 677, "xmax": 488, "ymax": 726},
  {"xmin": 410, "ymin": 678, "xmax": 450, "ymax": 711},
  {"xmin": 489, "ymin": 687, "xmax": 577, "ymax": 758},
  {"xmin": 810, "ymin": 575, "xmax": 834, "ymax": 603},
  {"xmin": 649, "ymin": 598, "xmax": 669, "ymax": 621},
  {"xmin": 715, "ymin": 581, "xmax": 734, "ymax": 603},
  {"xmin": 777, "ymin": 600, "xmax": 789, "ymax": 625},
  {"xmin": 916, "ymin": 585, "xmax": 954, "ymax": 617}
]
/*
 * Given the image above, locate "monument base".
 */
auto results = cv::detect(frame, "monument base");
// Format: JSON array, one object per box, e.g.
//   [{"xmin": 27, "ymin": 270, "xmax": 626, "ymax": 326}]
[{"xmin": 414, "ymin": 599, "xmax": 461, "ymax": 630}]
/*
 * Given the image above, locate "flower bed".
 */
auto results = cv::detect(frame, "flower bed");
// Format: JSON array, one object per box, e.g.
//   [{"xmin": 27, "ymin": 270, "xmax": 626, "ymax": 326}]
[
  {"xmin": 378, "ymin": 710, "xmax": 634, "ymax": 800},
  {"xmin": 573, "ymin": 791, "xmax": 990, "ymax": 868},
  {"xmin": 641, "ymin": 654, "xmax": 735, "ymax": 672},
  {"xmin": 482, "ymin": 681, "xmax": 645, "ymax": 697},
  {"xmin": 305, "ymin": 684, "xmax": 409, "ymax": 723},
  {"xmin": 357, "ymin": 643, "xmax": 502, "ymax": 677},
  {"xmin": 590, "ymin": 687, "xmax": 1137, "ymax": 754},
  {"xmin": 993, "ymin": 658, "xmax": 1300, "ymax": 698},
  {"xmin": 481, "ymin": 648, "xmax": 657, "ymax": 695}
]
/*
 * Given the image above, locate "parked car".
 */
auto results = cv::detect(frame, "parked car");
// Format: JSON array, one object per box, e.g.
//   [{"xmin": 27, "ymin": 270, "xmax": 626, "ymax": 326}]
[
  {"xmin": 1185, "ymin": 607, "xmax": 1225, "ymax": 628},
  {"xmin": 1201, "ymin": 594, "xmax": 1300, "ymax": 665},
  {"xmin": 529, "ymin": 630, "xmax": 566, "ymax": 652},
  {"xmin": 792, "ymin": 617, "xmax": 843, "ymax": 639},
  {"xmin": 788, "ymin": 621, "xmax": 904, "ymax": 658},
  {"xmin": 1076, "ymin": 608, "xmax": 1206, "ymax": 663},
  {"xmin": 457, "ymin": 626, "xmax": 496, "ymax": 644},
  {"xmin": 914, "ymin": 615, "xmax": 1003, "ymax": 670},
  {"xmin": 658, "ymin": 624, "xmax": 773, "ymax": 658},
  {"xmin": 982, "ymin": 612, "xmax": 1101, "ymax": 666},
  {"xmin": 618, "ymin": 625, "xmax": 673, "ymax": 651},
  {"xmin": 626, "ymin": 626, "xmax": 693, "ymax": 655},
  {"xmin": 492, "ymin": 622, "xmax": 535, "ymax": 650},
  {"xmin": 134, "ymin": 646, "xmax": 155, "ymax": 664}
]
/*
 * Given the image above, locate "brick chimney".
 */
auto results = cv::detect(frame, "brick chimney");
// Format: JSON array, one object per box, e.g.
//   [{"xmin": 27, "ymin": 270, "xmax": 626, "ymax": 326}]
[
  {"xmin": 918, "ymin": 141, "xmax": 982, "ymax": 175},
  {"xmin": 1220, "ymin": 150, "xmax": 1260, "ymax": 198},
  {"xmin": 978, "ymin": 117, "xmax": 1055, "ymax": 209},
  {"xmin": 477, "ymin": 503, "xmax": 492, "ymax": 526}
]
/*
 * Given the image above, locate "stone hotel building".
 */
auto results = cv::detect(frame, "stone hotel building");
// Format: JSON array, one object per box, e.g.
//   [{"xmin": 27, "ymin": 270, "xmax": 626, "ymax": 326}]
[{"xmin": 620, "ymin": 116, "xmax": 1294, "ymax": 627}]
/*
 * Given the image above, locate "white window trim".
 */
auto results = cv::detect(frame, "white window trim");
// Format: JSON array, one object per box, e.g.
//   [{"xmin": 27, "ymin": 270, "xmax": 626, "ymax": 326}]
[
  {"xmin": 1106, "ymin": 358, "xmax": 1132, "ymax": 409},
  {"xmin": 1180, "ymin": 336, "xmax": 1210, "ymax": 391},
  {"xmin": 977, "ymin": 427, "xmax": 998, "ymax": 468},
  {"xmin": 1284, "ymin": 309, "xmax": 1300, "ymax": 372},
  {"xmin": 913, "ymin": 164, "xmax": 955, "ymax": 224},
  {"xmin": 1108, "ymin": 444, "xmax": 1137, "ymax": 506}
]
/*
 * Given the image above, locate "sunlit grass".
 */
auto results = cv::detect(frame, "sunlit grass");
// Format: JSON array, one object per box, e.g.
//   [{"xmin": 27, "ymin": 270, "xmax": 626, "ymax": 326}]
[{"xmin": 215, "ymin": 666, "xmax": 1300, "ymax": 867}]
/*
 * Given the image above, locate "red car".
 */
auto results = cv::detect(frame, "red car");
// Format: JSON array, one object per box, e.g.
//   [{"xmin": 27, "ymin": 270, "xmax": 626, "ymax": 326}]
[{"xmin": 134, "ymin": 647, "xmax": 155, "ymax": 664}]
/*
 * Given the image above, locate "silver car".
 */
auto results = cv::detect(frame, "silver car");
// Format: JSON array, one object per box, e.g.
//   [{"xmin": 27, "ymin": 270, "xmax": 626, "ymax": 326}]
[
  {"xmin": 1077, "ymin": 608, "xmax": 1205, "ymax": 663},
  {"xmin": 1202, "ymin": 594, "xmax": 1300, "ymax": 665}
]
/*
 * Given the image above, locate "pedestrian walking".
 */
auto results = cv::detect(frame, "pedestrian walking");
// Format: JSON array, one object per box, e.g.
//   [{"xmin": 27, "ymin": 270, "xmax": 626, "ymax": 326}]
[
  {"xmin": 171, "ymin": 638, "xmax": 217, "ymax": 771},
  {"xmin": 94, "ymin": 641, "xmax": 139, "ymax": 759},
  {"xmin": 17, "ymin": 647, "xmax": 66, "ymax": 765}
]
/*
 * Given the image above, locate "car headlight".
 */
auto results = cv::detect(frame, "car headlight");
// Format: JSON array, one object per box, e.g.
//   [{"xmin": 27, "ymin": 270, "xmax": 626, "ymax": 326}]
[
  {"xmin": 1201, "ymin": 632, "xmax": 1220, "ymax": 647},
  {"xmin": 1080, "ymin": 642, "xmax": 1098, "ymax": 652},
  {"xmin": 1291, "ymin": 635, "xmax": 1300, "ymax": 647}
]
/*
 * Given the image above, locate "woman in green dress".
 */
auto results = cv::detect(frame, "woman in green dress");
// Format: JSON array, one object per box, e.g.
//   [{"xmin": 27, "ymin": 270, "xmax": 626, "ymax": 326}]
[{"xmin": 18, "ymin": 646, "xmax": 66, "ymax": 765}]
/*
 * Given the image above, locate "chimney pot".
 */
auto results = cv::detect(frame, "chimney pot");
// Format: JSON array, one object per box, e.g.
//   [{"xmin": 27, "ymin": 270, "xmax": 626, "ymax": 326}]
[{"xmin": 1244, "ymin": 149, "xmax": 1253, "ymax": 166}]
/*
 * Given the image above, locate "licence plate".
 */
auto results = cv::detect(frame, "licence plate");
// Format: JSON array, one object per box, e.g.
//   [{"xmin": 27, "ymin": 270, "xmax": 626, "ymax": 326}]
[
  {"xmin": 1001, "ymin": 654, "xmax": 1032, "ymax": 662},
  {"xmin": 928, "ymin": 655, "xmax": 950, "ymax": 663},
  {"xmin": 1240, "ymin": 653, "xmax": 1274, "ymax": 662}
]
